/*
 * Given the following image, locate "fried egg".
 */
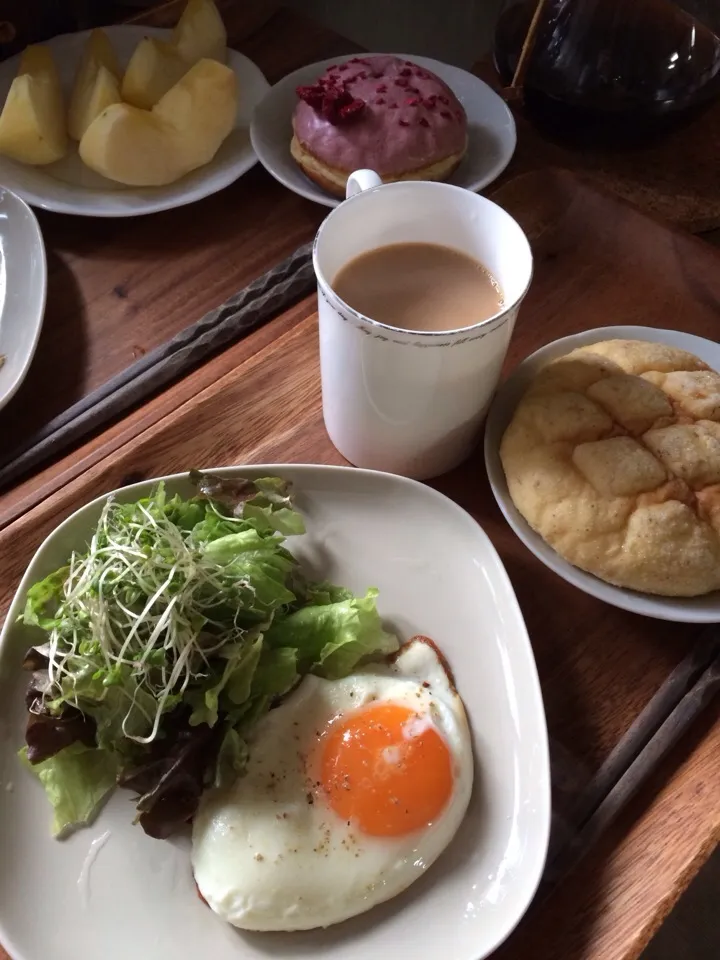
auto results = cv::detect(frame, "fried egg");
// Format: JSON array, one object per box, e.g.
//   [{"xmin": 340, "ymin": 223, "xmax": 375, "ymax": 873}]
[{"xmin": 191, "ymin": 637, "xmax": 473, "ymax": 931}]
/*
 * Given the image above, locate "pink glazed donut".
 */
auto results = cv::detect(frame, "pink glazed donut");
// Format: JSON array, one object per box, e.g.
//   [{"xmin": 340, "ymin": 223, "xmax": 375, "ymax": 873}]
[{"xmin": 291, "ymin": 55, "xmax": 468, "ymax": 197}]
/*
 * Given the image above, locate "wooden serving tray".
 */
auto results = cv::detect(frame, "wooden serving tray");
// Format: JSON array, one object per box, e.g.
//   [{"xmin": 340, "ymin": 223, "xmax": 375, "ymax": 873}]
[{"xmin": 1, "ymin": 170, "xmax": 719, "ymax": 960}]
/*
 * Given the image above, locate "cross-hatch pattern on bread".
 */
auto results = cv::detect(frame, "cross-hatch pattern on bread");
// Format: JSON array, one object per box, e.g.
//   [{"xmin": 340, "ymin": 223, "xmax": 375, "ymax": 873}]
[{"xmin": 500, "ymin": 340, "xmax": 720, "ymax": 597}]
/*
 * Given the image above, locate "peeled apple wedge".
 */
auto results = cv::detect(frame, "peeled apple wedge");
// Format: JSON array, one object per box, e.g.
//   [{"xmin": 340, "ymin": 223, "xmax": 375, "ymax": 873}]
[
  {"xmin": 121, "ymin": 37, "xmax": 189, "ymax": 110},
  {"xmin": 0, "ymin": 44, "xmax": 67, "ymax": 165},
  {"xmin": 79, "ymin": 59, "xmax": 237, "ymax": 186},
  {"xmin": 68, "ymin": 29, "xmax": 121, "ymax": 140},
  {"xmin": 152, "ymin": 59, "xmax": 237, "ymax": 166},
  {"xmin": 172, "ymin": 0, "xmax": 227, "ymax": 63},
  {"xmin": 72, "ymin": 66, "xmax": 121, "ymax": 141}
]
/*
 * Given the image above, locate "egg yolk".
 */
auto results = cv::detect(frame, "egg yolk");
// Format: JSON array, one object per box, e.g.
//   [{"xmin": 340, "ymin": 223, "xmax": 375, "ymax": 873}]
[{"xmin": 319, "ymin": 702, "xmax": 453, "ymax": 837}]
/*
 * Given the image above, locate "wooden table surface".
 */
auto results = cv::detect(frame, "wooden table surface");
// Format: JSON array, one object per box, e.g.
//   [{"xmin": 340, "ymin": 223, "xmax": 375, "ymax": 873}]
[{"xmin": 0, "ymin": 4, "xmax": 719, "ymax": 960}]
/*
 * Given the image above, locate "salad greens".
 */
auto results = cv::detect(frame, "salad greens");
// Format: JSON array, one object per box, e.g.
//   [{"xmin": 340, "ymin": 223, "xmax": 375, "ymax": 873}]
[
  {"xmin": 20, "ymin": 472, "xmax": 397, "ymax": 839},
  {"xmin": 19, "ymin": 743, "xmax": 119, "ymax": 839}
]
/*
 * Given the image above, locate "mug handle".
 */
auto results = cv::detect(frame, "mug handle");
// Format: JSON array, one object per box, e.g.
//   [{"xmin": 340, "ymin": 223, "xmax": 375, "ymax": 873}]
[{"xmin": 346, "ymin": 169, "xmax": 383, "ymax": 199}]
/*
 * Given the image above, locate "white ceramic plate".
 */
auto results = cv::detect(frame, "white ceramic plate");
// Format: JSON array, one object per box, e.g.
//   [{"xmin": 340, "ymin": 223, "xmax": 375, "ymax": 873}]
[
  {"xmin": 0, "ymin": 27, "xmax": 269, "ymax": 217},
  {"xmin": 250, "ymin": 54, "xmax": 517, "ymax": 208},
  {"xmin": 0, "ymin": 186, "xmax": 46, "ymax": 411},
  {"xmin": 485, "ymin": 325, "xmax": 720, "ymax": 623},
  {"xmin": 0, "ymin": 465, "xmax": 549, "ymax": 960}
]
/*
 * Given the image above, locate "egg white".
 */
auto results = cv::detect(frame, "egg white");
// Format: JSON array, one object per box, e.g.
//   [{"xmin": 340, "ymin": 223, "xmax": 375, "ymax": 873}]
[{"xmin": 191, "ymin": 640, "xmax": 473, "ymax": 931}]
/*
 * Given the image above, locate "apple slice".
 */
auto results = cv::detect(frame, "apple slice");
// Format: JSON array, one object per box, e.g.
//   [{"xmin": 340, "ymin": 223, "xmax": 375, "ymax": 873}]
[
  {"xmin": 68, "ymin": 29, "xmax": 120, "ymax": 141},
  {"xmin": 73, "ymin": 65, "xmax": 121, "ymax": 141},
  {"xmin": 153, "ymin": 57, "xmax": 237, "ymax": 169},
  {"xmin": 122, "ymin": 37, "xmax": 189, "ymax": 110},
  {"xmin": 0, "ymin": 44, "xmax": 67, "ymax": 165},
  {"xmin": 172, "ymin": 0, "xmax": 227, "ymax": 64},
  {"xmin": 79, "ymin": 58, "xmax": 237, "ymax": 186}
]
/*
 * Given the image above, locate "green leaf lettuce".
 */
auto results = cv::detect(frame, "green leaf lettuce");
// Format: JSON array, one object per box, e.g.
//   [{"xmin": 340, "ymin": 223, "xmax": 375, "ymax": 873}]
[
  {"xmin": 265, "ymin": 588, "xmax": 398, "ymax": 680},
  {"xmin": 20, "ymin": 743, "xmax": 119, "ymax": 839}
]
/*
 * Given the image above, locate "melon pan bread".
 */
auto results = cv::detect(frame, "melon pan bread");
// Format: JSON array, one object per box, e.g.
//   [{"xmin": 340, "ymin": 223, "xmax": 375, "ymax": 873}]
[{"xmin": 500, "ymin": 339, "xmax": 720, "ymax": 597}]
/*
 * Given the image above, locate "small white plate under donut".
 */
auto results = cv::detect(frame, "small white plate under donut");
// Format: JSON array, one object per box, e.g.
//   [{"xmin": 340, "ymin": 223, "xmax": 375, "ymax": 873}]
[{"xmin": 250, "ymin": 54, "xmax": 517, "ymax": 207}]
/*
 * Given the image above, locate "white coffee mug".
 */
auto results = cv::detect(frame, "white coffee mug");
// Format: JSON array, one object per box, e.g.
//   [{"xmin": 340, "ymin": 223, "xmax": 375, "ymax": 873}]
[{"xmin": 313, "ymin": 170, "xmax": 533, "ymax": 480}]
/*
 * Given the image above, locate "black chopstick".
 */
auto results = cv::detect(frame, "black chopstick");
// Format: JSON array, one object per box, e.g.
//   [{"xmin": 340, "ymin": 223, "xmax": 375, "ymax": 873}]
[{"xmin": 0, "ymin": 241, "xmax": 314, "ymax": 492}]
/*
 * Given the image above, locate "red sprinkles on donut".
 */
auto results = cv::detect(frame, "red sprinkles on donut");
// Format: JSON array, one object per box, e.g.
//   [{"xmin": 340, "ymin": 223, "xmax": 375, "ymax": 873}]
[
  {"xmin": 295, "ymin": 81, "xmax": 366, "ymax": 125},
  {"xmin": 291, "ymin": 55, "xmax": 468, "ymax": 198}
]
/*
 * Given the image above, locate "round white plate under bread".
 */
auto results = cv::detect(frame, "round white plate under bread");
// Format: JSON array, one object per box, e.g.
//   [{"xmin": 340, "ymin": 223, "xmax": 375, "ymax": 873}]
[
  {"xmin": 250, "ymin": 54, "xmax": 517, "ymax": 208},
  {"xmin": 485, "ymin": 325, "xmax": 720, "ymax": 623},
  {"xmin": 0, "ymin": 186, "xmax": 46, "ymax": 411},
  {"xmin": 0, "ymin": 465, "xmax": 549, "ymax": 960},
  {"xmin": 0, "ymin": 26, "xmax": 269, "ymax": 217}
]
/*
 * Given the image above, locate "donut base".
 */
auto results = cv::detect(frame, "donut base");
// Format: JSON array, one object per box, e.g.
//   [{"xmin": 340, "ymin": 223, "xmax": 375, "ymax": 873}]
[{"xmin": 290, "ymin": 134, "xmax": 466, "ymax": 199}]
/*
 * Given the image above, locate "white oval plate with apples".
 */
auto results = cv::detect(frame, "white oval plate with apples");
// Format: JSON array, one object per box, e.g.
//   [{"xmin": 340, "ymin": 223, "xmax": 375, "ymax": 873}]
[
  {"xmin": 0, "ymin": 26, "xmax": 269, "ymax": 218},
  {"xmin": 0, "ymin": 465, "xmax": 549, "ymax": 960}
]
